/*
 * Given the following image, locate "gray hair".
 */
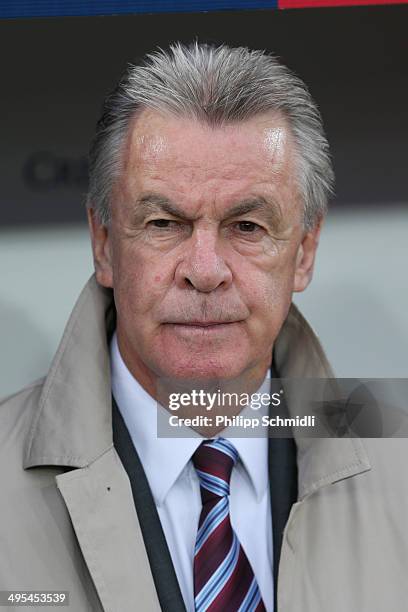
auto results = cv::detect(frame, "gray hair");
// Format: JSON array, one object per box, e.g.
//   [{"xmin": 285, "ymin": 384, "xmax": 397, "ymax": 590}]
[{"xmin": 87, "ymin": 42, "xmax": 334, "ymax": 229}]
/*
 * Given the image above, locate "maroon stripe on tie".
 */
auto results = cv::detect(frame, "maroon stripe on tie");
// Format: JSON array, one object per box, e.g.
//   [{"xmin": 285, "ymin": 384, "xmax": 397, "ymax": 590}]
[
  {"xmin": 205, "ymin": 547, "xmax": 255, "ymax": 612},
  {"xmin": 194, "ymin": 515, "xmax": 232, "ymax": 594},
  {"xmin": 193, "ymin": 445, "xmax": 234, "ymax": 483},
  {"xmin": 197, "ymin": 498, "xmax": 217, "ymax": 529}
]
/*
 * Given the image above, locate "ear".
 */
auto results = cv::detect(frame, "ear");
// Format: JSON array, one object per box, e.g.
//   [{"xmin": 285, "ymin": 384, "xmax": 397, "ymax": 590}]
[
  {"xmin": 293, "ymin": 219, "xmax": 323, "ymax": 293},
  {"xmin": 87, "ymin": 208, "xmax": 114, "ymax": 288}
]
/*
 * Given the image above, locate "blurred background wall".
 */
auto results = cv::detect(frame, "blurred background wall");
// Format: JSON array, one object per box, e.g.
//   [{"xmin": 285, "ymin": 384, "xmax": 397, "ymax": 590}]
[{"xmin": 1, "ymin": 4, "xmax": 407, "ymax": 398}]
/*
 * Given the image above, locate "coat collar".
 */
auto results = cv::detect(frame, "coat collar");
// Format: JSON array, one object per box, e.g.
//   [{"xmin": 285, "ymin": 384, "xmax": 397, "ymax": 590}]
[
  {"xmin": 272, "ymin": 303, "xmax": 371, "ymax": 499},
  {"xmin": 24, "ymin": 275, "xmax": 115, "ymax": 470},
  {"xmin": 24, "ymin": 274, "xmax": 370, "ymax": 496}
]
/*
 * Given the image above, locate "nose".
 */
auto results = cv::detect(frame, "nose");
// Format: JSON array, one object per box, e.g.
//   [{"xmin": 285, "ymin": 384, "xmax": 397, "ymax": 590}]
[{"xmin": 175, "ymin": 227, "xmax": 233, "ymax": 292}]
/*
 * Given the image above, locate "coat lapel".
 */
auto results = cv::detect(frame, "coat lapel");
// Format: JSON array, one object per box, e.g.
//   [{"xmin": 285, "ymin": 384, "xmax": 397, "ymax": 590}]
[
  {"xmin": 55, "ymin": 446, "xmax": 161, "ymax": 612},
  {"xmin": 112, "ymin": 398, "xmax": 187, "ymax": 612},
  {"xmin": 273, "ymin": 303, "xmax": 371, "ymax": 502},
  {"xmin": 271, "ymin": 307, "xmax": 371, "ymax": 611}
]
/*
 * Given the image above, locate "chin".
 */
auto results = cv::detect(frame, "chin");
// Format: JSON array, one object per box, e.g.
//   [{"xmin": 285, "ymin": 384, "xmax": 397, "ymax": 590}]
[{"xmin": 156, "ymin": 352, "xmax": 249, "ymax": 383}]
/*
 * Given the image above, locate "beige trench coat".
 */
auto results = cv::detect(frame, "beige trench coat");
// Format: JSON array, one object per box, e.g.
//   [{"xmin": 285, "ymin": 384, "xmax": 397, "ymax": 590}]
[{"xmin": 1, "ymin": 275, "xmax": 407, "ymax": 611}]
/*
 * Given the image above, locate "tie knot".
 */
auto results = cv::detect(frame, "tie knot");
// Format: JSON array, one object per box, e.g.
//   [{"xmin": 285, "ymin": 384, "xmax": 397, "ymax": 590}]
[{"xmin": 192, "ymin": 438, "xmax": 238, "ymax": 502}]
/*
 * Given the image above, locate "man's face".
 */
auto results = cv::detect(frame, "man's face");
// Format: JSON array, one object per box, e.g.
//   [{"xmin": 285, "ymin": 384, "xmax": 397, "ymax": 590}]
[{"xmin": 89, "ymin": 109, "xmax": 321, "ymax": 393}]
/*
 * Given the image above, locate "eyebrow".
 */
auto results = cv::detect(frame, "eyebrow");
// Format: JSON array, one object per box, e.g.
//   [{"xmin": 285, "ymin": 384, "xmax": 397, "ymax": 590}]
[
  {"xmin": 131, "ymin": 194, "xmax": 185, "ymax": 222},
  {"xmin": 131, "ymin": 193, "xmax": 283, "ymax": 228}
]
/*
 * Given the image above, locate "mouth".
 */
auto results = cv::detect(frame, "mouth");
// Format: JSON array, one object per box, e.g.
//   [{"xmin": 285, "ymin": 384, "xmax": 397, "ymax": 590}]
[{"xmin": 164, "ymin": 321, "xmax": 242, "ymax": 334}]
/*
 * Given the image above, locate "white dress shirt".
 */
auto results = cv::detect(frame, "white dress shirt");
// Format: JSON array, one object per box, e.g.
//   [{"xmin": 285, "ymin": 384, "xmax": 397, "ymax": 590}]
[{"xmin": 110, "ymin": 332, "xmax": 274, "ymax": 611}]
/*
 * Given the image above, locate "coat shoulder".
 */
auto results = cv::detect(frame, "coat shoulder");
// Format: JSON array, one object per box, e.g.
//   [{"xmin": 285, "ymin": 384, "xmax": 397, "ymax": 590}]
[
  {"xmin": 1, "ymin": 377, "xmax": 44, "ymax": 408},
  {"xmin": 0, "ymin": 378, "xmax": 44, "ymax": 421}
]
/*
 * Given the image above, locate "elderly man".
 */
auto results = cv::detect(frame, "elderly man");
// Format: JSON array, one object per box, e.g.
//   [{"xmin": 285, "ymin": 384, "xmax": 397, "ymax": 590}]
[{"xmin": 1, "ymin": 43, "xmax": 407, "ymax": 612}]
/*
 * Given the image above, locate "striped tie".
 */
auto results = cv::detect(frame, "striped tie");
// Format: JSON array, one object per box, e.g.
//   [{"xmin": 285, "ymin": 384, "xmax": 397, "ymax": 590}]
[{"xmin": 192, "ymin": 438, "xmax": 267, "ymax": 612}]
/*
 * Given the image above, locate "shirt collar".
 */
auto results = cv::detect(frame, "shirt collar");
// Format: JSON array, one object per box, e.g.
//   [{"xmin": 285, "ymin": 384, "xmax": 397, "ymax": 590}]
[{"xmin": 110, "ymin": 332, "xmax": 270, "ymax": 505}]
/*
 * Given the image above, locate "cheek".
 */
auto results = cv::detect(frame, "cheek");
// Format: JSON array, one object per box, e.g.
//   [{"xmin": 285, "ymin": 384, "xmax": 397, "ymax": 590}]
[
  {"xmin": 112, "ymin": 245, "xmax": 167, "ymax": 317},
  {"xmin": 250, "ymin": 276, "xmax": 292, "ymax": 319},
  {"xmin": 114, "ymin": 244, "xmax": 180, "ymax": 326},
  {"xmin": 239, "ymin": 255, "xmax": 297, "ymax": 327}
]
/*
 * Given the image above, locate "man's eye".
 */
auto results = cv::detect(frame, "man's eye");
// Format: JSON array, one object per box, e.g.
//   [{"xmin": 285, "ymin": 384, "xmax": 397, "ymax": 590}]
[
  {"xmin": 148, "ymin": 219, "xmax": 176, "ymax": 228},
  {"xmin": 236, "ymin": 221, "xmax": 260, "ymax": 233}
]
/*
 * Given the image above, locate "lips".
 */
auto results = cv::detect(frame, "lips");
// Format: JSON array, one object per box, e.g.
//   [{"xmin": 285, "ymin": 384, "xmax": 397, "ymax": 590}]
[
  {"xmin": 165, "ymin": 317, "xmax": 243, "ymax": 325},
  {"xmin": 172, "ymin": 321, "xmax": 236, "ymax": 326},
  {"xmin": 163, "ymin": 321, "xmax": 242, "ymax": 337}
]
